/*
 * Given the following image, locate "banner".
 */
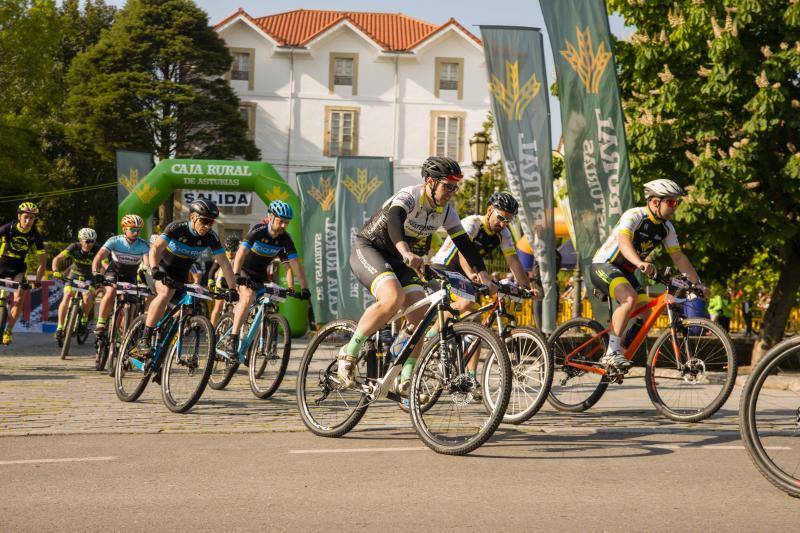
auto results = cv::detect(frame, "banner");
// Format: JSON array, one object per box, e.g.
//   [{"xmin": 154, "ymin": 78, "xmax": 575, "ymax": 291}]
[
  {"xmin": 115, "ymin": 150, "xmax": 153, "ymax": 207},
  {"xmin": 481, "ymin": 26, "xmax": 558, "ymax": 333},
  {"xmin": 335, "ymin": 157, "xmax": 393, "ymax": 320},
  {"xmin": 181, "ymin": 190, "xmax": 252, "ymax": 207},
  {"xmin": 297, "ymin": 169, "xmax": 338, "ymax": 324},
  {"xmin": 540, "ymin": 0, "xmax": 634, "ymax": 319}
]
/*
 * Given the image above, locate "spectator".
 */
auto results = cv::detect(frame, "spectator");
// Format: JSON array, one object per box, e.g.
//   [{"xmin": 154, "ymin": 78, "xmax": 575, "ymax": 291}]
[{"xmin": 708, "ymin": 288, "xmax": 734, "ymax": 332}]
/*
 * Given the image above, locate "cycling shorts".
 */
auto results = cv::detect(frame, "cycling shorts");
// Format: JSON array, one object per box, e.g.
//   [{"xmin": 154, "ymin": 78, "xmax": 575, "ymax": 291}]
[
  {"xmin": 590, "ymin": 263, "xmax": 650, "ymax": 304},
  {"xmin": 349, "ymin": 237, "xmax": 424, "ymax": 296}
]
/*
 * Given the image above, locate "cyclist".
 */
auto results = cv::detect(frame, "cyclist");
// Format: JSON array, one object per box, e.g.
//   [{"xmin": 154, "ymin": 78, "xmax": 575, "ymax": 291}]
[
  {"xmin": 52, "ymin": 228, "xmax": 100, "ymax": 343},
  {"xmin": 92, "ymin": 215, "xmax": 150, "ymax": 345},
  {"xmin": 0, "ymin": 202, "xmax": 47, "ymax": 345},
  {"xmin": 226, "ymin": 200, "xmax": 311, "ymax": 356},
  {"xmin": 338, "ymin": 156, "xmax": 495, "ymax": 394},
  {"xmin": 138, "ymin": 199, "xmax": 238, "ymax": 356},
  {"xmin": 208, "ymin": 235, "xmax": 239, "ymax": 326},
  {"xmin": 590, "ymin": 179, "xmax": 707, "ymax": 371}
]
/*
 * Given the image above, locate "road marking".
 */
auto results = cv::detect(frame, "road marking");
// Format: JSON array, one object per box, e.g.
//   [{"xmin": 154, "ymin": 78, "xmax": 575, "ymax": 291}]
[
  {"xmin": 289, "ymin": 447, "xmax": 426, "ymax": 454},
  {"xmin": 0, "ymin": 456, "xmax": 117, "ymax": 466},
  {"xmin": 648, "ymin": 444, "xmax": 791, "ymax": 451}
]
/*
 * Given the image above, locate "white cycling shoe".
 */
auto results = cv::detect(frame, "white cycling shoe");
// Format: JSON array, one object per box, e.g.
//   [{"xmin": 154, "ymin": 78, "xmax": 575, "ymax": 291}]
[
  {"xmin": 334, "ymin": 347, "xmax": 356, "ymax": 388},
  {"xmin": 600, "ymin": 351, "xmax": 632, "ymax": 370}
]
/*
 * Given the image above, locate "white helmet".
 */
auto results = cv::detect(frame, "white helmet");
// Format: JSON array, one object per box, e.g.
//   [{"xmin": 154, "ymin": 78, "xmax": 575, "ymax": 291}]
[
  {"xmin": 78, "ymin": 227, "xmax": 97, "ymax": 241},
  {"xmin": 643, "ymin": 179, "xmax": 684, "ymax": 199}
]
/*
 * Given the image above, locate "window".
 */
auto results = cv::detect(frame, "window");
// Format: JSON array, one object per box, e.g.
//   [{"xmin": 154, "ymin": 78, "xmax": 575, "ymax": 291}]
[
  {"xmin": 324, "ymin": 106, "xmax": 359, "ymax": 157},
  {"xmin": 434, "ymin": 57, "xmax": 464, "ymax": 99},
  {"xmin": 430, "ymin": 111, "xmax": 465, "ymax": 161},
  {"xmin": 329, "ymin": 53, "xmax": 359, "ymax": 95},
  {"xmin": 220, "ymin": 204, "xmax": 252, "ymax": 216},
  {"xmin": 227, "ymin": 47, "xmax": 255, "ymax": 90},
  {"xmin": 239, "ymin": 103, "xmax": 255, "ymax": 140}
]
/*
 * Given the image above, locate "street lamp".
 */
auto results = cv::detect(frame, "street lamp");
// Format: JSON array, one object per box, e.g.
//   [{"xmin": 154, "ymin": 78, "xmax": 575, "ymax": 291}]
[{"xmin": 469, "ymin": 131, "xmax": 489, "ymax": 211}]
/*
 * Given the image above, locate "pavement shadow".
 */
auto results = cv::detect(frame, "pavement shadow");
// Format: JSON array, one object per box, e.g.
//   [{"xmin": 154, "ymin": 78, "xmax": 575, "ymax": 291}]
[{"xmin": 0, "ymin": 373, "xmax": 76, "ymax": 381}]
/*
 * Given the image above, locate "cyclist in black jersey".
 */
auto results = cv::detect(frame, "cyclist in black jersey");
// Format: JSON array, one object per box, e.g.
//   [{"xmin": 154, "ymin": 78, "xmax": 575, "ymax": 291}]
[
  {"xmin": 0, "ymin": 202, "xmax": 47, "ymax": 345},
  {"xmin": 590, "ymin": 179, "xmax": 707, "ymax": 371},
  {"xmin": 52, "ymin": 228, "xmax": 100, "ymax": 343},
  {"xmin": 226, "ymin": 200, "xmax": 311, "ymax": 357},
  {"xmin": 337, "ymin": 156, "xmax": 495, "ymax": 392},
  {"xmin": 138, "ymin": 199, "xmax": 238, "ymax": 356},
  {"xmin": 208, "ymin": 235, "xmax": 239, "ymax": 326}
]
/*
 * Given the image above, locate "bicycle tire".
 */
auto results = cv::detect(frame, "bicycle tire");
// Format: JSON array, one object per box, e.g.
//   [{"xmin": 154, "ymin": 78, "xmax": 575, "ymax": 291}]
[
  {"xmin": 740, "ymin": 336, "xmax": 800, "ymax": 498},
  {"xmin": 249, "ymin": 313, "xmax": 291, "ymax": 399},
  {"xmin": 410, "ymin": 321, "xmax": 511, "ymax": 456},
  {"xmin": 645, "ymin": 317, "xmax": 736, "ymax": 422},
  {"xmin": 161, "ymin": 315, "xmax": 216, "ymax": 413},
  {"xmin": 209, "ymin": 312, "xmax": 239, "ymax": 390},
  {"xmin": 296, "ymin": 319, "xmax": 369, "ymax": 438},
  {"xmin": 0, "ymin": 302, "xmax": 7, "ymax": 343},
  {"xmin": 547, "ymin": 318, "xmax": 610, "ymax": 412},
  {"xmin": 76, "ymin": 307, "xmax": 89, "ymax": 345},
  {"xmin": 114, "ymin": 315, "xmax": 151, "ymax": 402},
  {"xmin": 60, "ymin": 303, "xmax": 78, "ymax": 360},
  {"xmin": 106, "ymin": 305, "xmax": 128, "ymax": 376}
]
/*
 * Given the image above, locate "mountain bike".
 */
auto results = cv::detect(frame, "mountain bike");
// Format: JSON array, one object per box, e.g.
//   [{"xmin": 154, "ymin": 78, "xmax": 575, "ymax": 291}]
[
  {"xmin": 297, "ymin": 265, "xmax": 512, "ymax": 456},
  {"xmin": 739, "ymin": 335, "xmax": 800, "ymax": 498},
  {"xmin": 211, "ymin": 282, "xmax": 292, "ymax": 399},
  {"xmin": 0, "ymin": 278, "xmax": 22, "ymax": 340},
  {"xmin": 57, "ymin": 278, "xmax": 94, "ymax": 360},
  {"xmin": 96, "ymin": 281, "xmax": 151, "ymax": 373},
  {"xmin": 548, "ymin": 268, "xmax": 736, "ymax": 422},
  {"xmin": 115, "ymin": 278, "xmax": 222, "ymax": 413}
]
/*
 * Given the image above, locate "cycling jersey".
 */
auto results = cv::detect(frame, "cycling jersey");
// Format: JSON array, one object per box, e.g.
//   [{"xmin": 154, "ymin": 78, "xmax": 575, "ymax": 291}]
[
  {"xmin": 432, "ymin": 215, "xmax": 516, "ymax": 271},
  {"xmin": 592, "ymin": 206, "xmax": 680, "ymax": 271},
  {"xmin": 159, "ymin": 220, "xmax": 223, "ymax": 278},
  {"xmin": 59, "ymin": 242, "xmax": 101, "ymax": 278},
  {"xmin": 102, "ymin": 235, "xmax": 150, "ymax": 278},
  {"xmin": 0, "ymin": 222, "xmax": 45, "ymax": 274},
  {"xmin": 357, "ymin": 185, "xmax": 465, "ymax": 257},
  {"xmin": 240, "ymin": 223, "xmax": 297, "ymax": 282}
]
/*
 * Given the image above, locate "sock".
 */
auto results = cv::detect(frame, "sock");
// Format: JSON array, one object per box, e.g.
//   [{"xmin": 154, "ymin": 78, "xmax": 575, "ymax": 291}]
[
  {"xmin": 344, "ymin": 330, "xmax": 368, "ymax": 358},
  {"xmin": 57, "ymin": 321, "xmax": 65, "ymax": 330},
  {"xmin": 606, "ymin": 334, "xmax": 621, "ymax": 355},
  {"xmin": 97, "ymin": 317, "xmax": 107, "ymax": 328},
  {"xmin": 401, "ymin": 357, "xmax": 416, "ymax": 382},
  {"xmin": 467, "ymin": 370, "xmax": 476, "ymax": 378},
  {"xmin": 80, "ymin": 316, "xmax": 88, "ymax": 325}
]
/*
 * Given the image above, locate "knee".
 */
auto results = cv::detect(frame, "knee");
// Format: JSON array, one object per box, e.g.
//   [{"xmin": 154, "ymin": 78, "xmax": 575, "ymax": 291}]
[{"xmin": 380, "ymin": 291, "xmax": 405, "ymax": 314}]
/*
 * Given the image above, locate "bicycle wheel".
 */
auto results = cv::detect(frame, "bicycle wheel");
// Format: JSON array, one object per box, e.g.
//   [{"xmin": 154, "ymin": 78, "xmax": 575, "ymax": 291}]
[
  {"xmin": 484, "ymin": 326, "xmax": 552, "ymax": 425},
  {"xmin": 249, "ymin": 313, "xmax": 291, "ymax": 399},
  {"xmin": 114, "ymin": 315, "xmax": 151, "ymax": 402},
  {"xmin": 107, "ymin": 305, "xmax": 131, "ymax": 377},
  {"xmin": 60, "ymin": 304, "xmax": 78, "ymax": 360},
  {"xmin": 161, "ymin": 315, "xmax": 216, "ymax": 413},
  {"xmin": 646, "ymin": 317, "xmax": 736, "ymax": 422},
  {"xmin": 209, "ymin": 312, "xmax": 239, "ymax": 390},
  {"xmin": 547, "ymin": 318, "xmax": 610, "ymax": 412},
  {"xmin": 740, "ymin": 336, "xmax": 800, "ymax": 498},
  {"xmin": 410, "ymin": 321, "xmax": 511, "ymax": 456},
  {"xmin": 76, "ymin": 307, "xmax": 89, "ymax": 344},
  {"xmin": 0, "ymin": 302, "xmax": 7, "ymax": 342},
  {"xmin": 296, "ymin": 319, "xmax": 369, "ymax": 437}
]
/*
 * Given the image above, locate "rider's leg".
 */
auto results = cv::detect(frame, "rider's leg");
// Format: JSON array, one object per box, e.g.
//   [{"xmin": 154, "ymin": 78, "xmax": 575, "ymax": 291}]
[
  {"xmin": 138, "ymin": 280, "xmax": 175, "ymax": 353},
  {"xmin": 81, "ymin": 290, "xmax": 95, "ymax": 324},
  {"xmin": 96, "ymin": 286, "xmax": 116, "ymax": 332},
  {"xmin": 56, "ymin": 286, "xmax": 71, "ymax": 330},
  {"xmin": 622, "ymin": 293, "xmax": 651, "ymax": 349},
  {"xmin": 609, "ymin": 281, "xmax": 636, "ymax": 350},
  {"xmin": 343, "ymin": 276, "xmax": 406, "ymax": 359},
  {"xmin": 209, "ymin": 299, "xmax": 224, "ymax": 327},
  {"xmin": 227, "ymin": 284, "xmax": 254, "ymax": 355},
  {"xmin": 397, "ymin": 288, "xmax": 429, "ymax": 385},
  {"xmin": 5, "ymin": 273, "xmax": 26, "ymax": 336}
]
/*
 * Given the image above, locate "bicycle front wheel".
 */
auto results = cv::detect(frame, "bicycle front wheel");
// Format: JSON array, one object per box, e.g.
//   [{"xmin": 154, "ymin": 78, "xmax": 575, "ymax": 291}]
[
  {"xmin": 161, "ymin": 315, "xmax": 216, "ymax": 413},
  {"xmin": 249, "ymin": 313, "xmax": 291, "ymax": 399},
  {"xmin": 547, "ymin": 318, "xmax": 609, "ymax": 412},
  {"xmin": 60, "ymin": 304, "xmax": 78, "ymax": 360},
  {"xmin": 410, "ymin": 322, "xmax": 511, "ymax": 455},
  {"xmin": 645, "ymin": 317, "xmax": 736, "ymax": 422},
  {"xmin": 209, "ymin": 312, "xmax": 239, "ymax": 390},
  {"xmin": 740, "ymin": 336, "xmax": 800, "ymax": 498},
  {"xmin": 115, "ymin": 315, "xmax": 150, "ymax": 402}
]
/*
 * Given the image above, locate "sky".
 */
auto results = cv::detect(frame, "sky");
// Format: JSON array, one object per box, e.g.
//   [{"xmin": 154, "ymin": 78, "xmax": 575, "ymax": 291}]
[{"xmin": 99, "ymin": 0, "xmax": 636, "ymax": 144}]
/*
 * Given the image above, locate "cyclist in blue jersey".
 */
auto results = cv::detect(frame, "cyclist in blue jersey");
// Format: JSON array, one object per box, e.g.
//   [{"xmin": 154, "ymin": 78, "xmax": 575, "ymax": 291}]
[
  {"xmin": 138, "ymin": 199, "xmax": 238, "ymax": 356},
  {"xmin": 92, "ymin": 214, "xmax": 150, "ymax": 338}
]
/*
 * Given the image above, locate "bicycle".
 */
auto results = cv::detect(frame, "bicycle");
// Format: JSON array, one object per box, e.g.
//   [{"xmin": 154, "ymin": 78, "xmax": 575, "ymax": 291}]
[
  {"xmin": 114, "ymin": 278, "xmax": 221, "ymax": 413},
  {"xmin": 296, "ymin": 265, "xmax": 512, "ymax": 455},
  {"xmin": 548, "ymin": 268, "xmax": 737, "ymax": 422},
  {"xmin": 96, "ymin": 280, "xmax": 151, "ymax": 373},
  {"xmin": 211, "ymin": 282, "xmax": 292, "ymax": 399},
  {"xmin": 739, "ymin": 335, "xmax": 800, "ymax": 498},
  {"xmin": 56, "ymin": 277, "xmax": 94, "ymax": 360}
]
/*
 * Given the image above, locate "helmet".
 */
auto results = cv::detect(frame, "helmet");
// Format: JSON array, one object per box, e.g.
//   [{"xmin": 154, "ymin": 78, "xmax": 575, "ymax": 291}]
[
  {"xmin": 189, "ymin": 198, "xmax": 219, "ymax": 219},
  {"xmin": 17, "ymin": 202, "xmax": 39, "ymax": 215},
  {"xmin": 269, "ymin": 200, "xmax": 294, "ymax": 220},
  {"xmin": 224, "ymin": 235, "xmax": 240, "ymax": 252},
  {"xmin": 121, "ymin": 214, "xmax": 144, "ymax": 228},
  {"xmin": 421, "ymin": 156, "xmax": 463, "ymax": 181},
  {"xmin": 78, "ymin": 228, "xmax": 97, "ymax": 241},
  {"xmin": 488, "ymin": 191, "xmax": 519, "ymax": 216},
  {"xmin": 644, "ymin": 179, "xmax": 684, "ymax": 199}
]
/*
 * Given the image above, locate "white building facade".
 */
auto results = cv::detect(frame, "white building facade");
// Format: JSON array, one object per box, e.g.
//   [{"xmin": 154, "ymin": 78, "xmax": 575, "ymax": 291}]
[{"xmin": 204, "ymin": 9, "xmax": 490, "ymax": 237}]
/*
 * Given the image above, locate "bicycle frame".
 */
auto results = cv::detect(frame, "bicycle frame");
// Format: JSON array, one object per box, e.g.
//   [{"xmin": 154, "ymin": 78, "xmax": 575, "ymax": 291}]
[
  {"xmin": 129, "ymin": 292, "xmax": 195, "ymax": 373},
  {"xmin": 231, "ymin": 296, "xmax": 279, "ymax": 363}
]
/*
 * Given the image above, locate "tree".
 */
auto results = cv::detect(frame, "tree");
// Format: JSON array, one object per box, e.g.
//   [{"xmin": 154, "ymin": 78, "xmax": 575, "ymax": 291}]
[
  {"xmin": 608, "ymin": 0, "xmax": 800, "ymax": 362},
  {"xmin": 66, "ymin": 0, "xmax": 260, "ymax": 225}
]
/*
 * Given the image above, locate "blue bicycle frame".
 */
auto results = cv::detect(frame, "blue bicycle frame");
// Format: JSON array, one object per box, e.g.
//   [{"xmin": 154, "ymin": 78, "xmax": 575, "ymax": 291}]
[
  {"xmin": 217, "ymin": 285, "xmax": 284, "ymax": 363},
  {"xmin": 129, "ymin": 292, "xmax": 196, "ymax": 373}
]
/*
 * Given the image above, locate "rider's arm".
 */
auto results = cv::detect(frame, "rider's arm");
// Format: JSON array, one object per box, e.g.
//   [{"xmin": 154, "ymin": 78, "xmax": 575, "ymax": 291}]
[
  {"xmin": 506, "ymin": 253, "xmax": 531, "ymax": 289},
  {"xmin": 617, "ymin": 232, "xmax": 645, "ymax": 269},
  {"xmin": 52, "ymin": 249, "xmax": 68, "ymax": 273},
  {"xmin": 232, "ymin": 244, "xmax": 248, "ymax": 275},
  {"xmin": 92, "ymin": 247, "xmax": 110, "ymax": 273},
  {"xmin": 286, "ymin": 258, "xmax": 308, "ymax": 291},
  {"xmin": 387, "ymin": 205, "xmax": 409, "ymax": 249},
  {"xmin": 285, "ymin": 263, "xmax": 294, "ymax": 288},
  {"xmin": 457, "ymin": 252, "xmax": 477, "ymax": 282},
  {"xmin": 36, "ymin": 252, "xmax": 46, "ymax": 282},
  {"xmin": 149, "ymin": 236, "xmax": 167, "ymax": 267},
  {"xmin": 214, "ymin": 252, "xmax": 236, "ymax": 289},
  {"xmin": 669, "ymin": 250, "xmax": 701, "ymax": 284}
]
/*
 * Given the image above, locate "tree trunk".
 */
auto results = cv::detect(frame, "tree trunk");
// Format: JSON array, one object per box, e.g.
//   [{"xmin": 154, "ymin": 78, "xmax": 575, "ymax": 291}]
[{"xmin": 751, "ymin": 241, "xmax": 800, "ymax": 365}]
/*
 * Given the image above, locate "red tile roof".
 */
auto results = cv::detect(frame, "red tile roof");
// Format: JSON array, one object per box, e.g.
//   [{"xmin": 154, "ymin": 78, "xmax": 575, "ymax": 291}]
[{"xmin": 215, "ymin": 9, "xmax": 480, "ymax": 51}]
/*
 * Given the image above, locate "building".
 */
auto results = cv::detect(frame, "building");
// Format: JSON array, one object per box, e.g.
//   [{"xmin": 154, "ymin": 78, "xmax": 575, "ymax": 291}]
[{"xmin": 204, "ymin": 8, "xmax": 490, "ymax": 238}]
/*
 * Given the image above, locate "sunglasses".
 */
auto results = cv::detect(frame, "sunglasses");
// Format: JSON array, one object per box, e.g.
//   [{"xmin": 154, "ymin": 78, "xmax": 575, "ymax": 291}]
[
  {"xmin": 495, "ymin": 213, "xmax": 513, "ymax": 223},
  {"xmin": 662, "ymin": 198, "xmax": 682, "ymax": 208},
  {"xmin": 125, "ymin": 227, "xmax": 142, "ymax": 233},
  {"xmin": 440, "ymin": 182, "xmax": 459, "ymax": 193},
  {"xmin": 197, "ymin": 217, "xmax": 216, "ymax": 227},
  {"xmin": 82, "ymin": 240, "xmax": 95, "ymax": 244}
]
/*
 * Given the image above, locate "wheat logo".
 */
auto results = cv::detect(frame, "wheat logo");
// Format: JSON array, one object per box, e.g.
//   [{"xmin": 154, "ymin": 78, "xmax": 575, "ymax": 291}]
[
  {"xmin": 342, "ymin": 168, "xmax": 382, "ymax": 204},
  {"xmin": 488, "ymin": 61, "xmax": 540, "ymax": 121},
  {"xmin": 119, "ymin": 168, "xmax": 140, "ymax": 192},
  {"xmin": 308, "ymin": 177, "xmax": 336, "ymax": 211},
  {"xmin": 561, "ymin": 26, "xmax": 611, "ymax": 94},
  {"xmin": 134, "ymin": 182, "xmax": 159, "ymax": 204},
  {"xmin": 265, "ymin": 185, "xmax": 290, "ymax": 202}
]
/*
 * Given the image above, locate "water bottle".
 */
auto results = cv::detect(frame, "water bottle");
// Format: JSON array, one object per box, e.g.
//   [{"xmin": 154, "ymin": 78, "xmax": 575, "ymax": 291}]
[{"xmin": 388, "ymin": 326, "xmax": 411, "ymax": 362}]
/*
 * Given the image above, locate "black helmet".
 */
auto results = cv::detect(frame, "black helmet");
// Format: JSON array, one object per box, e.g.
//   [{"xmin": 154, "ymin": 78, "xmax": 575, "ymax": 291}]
[
  {"xmin": 189, "ymin": 198, "xmax": 219, "ymax": 219},
  {"xmin": 421, "ymin": 156, "xmax": 463, "ymax": 181},
  {"xmin": 488, "ymin": 191, "xmax": 519, "ymax": 216},
  {"xmin": 224, "ymin": 235, "xmax": 240, "ymax": 252}
]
